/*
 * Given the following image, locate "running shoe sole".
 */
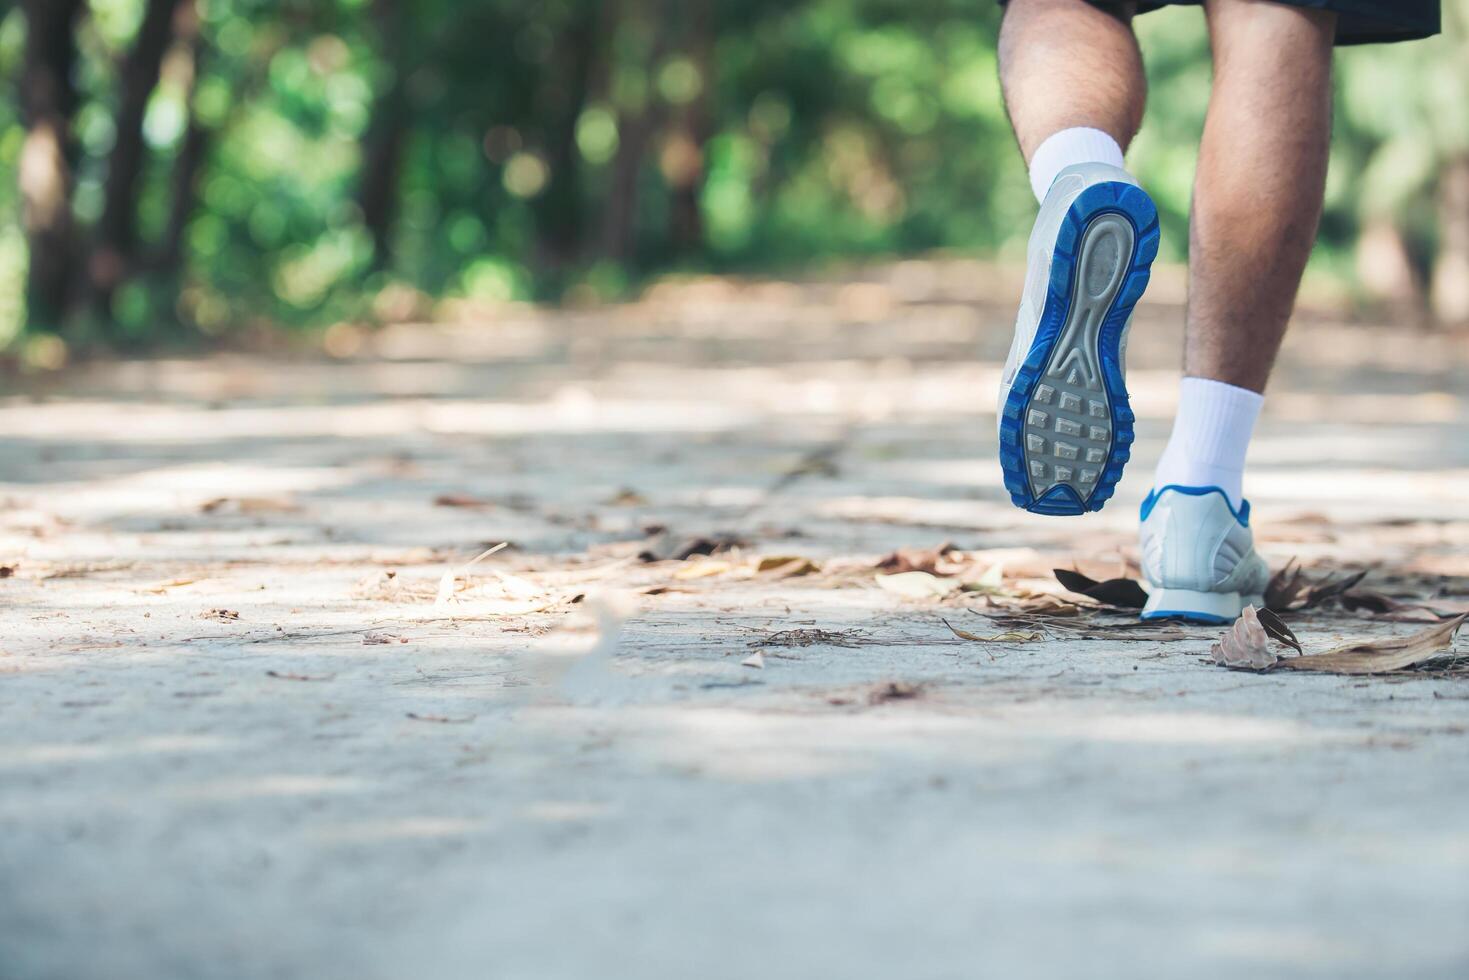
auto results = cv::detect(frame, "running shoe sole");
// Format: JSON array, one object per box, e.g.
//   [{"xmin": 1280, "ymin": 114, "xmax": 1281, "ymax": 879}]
[{"xmin": 999, "ymin": 182, "xmax": 1159, "ymax": 516}]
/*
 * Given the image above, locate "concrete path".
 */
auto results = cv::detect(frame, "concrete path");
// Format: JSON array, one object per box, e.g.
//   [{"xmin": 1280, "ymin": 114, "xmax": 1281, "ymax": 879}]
[{"xmin": 3, "ymin": 263, "xmax": 1468, "ymax": 979}]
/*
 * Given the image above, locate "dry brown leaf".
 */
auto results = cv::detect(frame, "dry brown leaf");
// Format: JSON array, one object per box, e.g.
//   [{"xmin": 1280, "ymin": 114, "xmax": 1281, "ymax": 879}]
[
  {"xmin": 639, "ymin": 532, "xmax": 747, "ymax": 563},
  {"xmin": 1053, "ymin": 568, "xmax": 1148, "ymax": 609},
  {"xmin": 876, "ymin": 571, "xmax": 959, "ymax": 599},
  {"xmin": 1265, "ymin": 560, "xmax": 1370, "ymax": 612},
  {"xmin": 868, "ymin": 681, "xmax": 921, "ymax": 704},
  {"xmin": 756, "ymin": 555, "xmax": 820, "ymax": 578},
  {"xmin": 980, "ymin": 591, "xmax": 1081, "ymax": 615},
  {"xmin": 140, "ymin": 576, "xmax": 202, "ymax": 593},
  {"xmin": 604, "ymin": 488, "xmax": 647, "ymax": 506},
  {"xmin": 961, "ymin": 563, "xmax": 1005, "ymax": 593},
  {"xmin": 673, "ymin": 560, "xmax": 732, "ymax": 580},
  {"xmin": 266, "ymin": 669, "xmax": 335, "ymax": 682},
  {"xmin": 942, "ymin": 618, "xmax": 1040, "ymax": 643},
  {"xmin": 874, "ymin": 542, "xmax": 961, "ymax": 575},
  {"xmin": 751, "ymin": 628, "xmax": 867, "ymax": 649},
  {"xmin": 985, "ymin": 607, "xmax": 1188, "ymax": 641},
  {"xmin": 200, "ymin": 496, "xmax": 301, "ymax": 515},
  {"xmin": 434, "ymin": 542, "xmax": 510, "ymax": 608},
  {"xmin": 1210, "ymin": 604, "xmax": 1278, "ymax": 670},
  {"xmin": 1337, "ymin": 589, "xmax": 1464, "ymax": 622},
  {"xmin": 1254, "ymin": 606, "xmax": 1302, "ymax": 653},
  {"xmin": 434, "ymin": 493, "xmax": 494, "ymax": 509},
  {"xmin": 1277, "ymin": 614, "xmax": 1467, "ymax": 674}
]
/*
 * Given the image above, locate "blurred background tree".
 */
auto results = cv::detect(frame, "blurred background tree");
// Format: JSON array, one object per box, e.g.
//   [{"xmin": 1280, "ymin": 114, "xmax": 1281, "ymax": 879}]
[{"xmin": 0, "ymin": 0, "xmax": 1466, "ymax": 361}]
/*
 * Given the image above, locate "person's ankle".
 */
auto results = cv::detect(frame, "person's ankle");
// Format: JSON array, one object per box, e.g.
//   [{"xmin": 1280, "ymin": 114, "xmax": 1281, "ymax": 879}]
[
  {"xmin": 1027, "ymin": 126, "xmax": 1127, "ymax": 202},
  {"xmin": 1152, "ymin": 376, "xmax": 1263, "ymax": 513}
]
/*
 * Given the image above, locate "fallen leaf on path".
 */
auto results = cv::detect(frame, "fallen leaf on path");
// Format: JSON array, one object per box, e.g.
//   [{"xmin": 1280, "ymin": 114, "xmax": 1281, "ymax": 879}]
[
  {"xmin": 1254, "ymin": 606, "xmax": 1302, "ymax": 654},
  {"xmin": 266, "ymin": 670, "xmax": 335, "ymax": 682},
  {"xmin": 1264, "ymin": 560, "xmax": 1369, "ymax": 612},
  {"xmin": 1210, "ymin": 605, "xmax": 1277, "ymax": 670},
  {"xmin": 1277, "ymin": 614, "xmax": 1467, "ymax": 674},
  {"xmin": 604, "ymin": 488, "xmax": 647, "ymax": 506},
  {"xmin": 37, "ymin": 560, "xmax": 134, "ymax": 580},
  {"xmin": 672, "ymin": 560, "xmax": 731, "ymax": 580},
  {"xmin": 434, "ymin": 542, "xmax": 510, "ymax": 608},
  {"xmin": 1337, "ymin": 589, "xmax": 1463, "ymax": 622},
  {"xmin": 985, "ymin": 610, "xmax": 1189, "ymax": 641},
  {"xmin": 486, "ymin": 569, "xmax": 542, "ymax": 599},
  {"xmin": 751, "ymin": 627, "xmax": 868, "ymax": 648},
  {"xmin": 772, "ymin": 449, "xmax": 840, "ymax": 483},
  {"xmin": 0, "ymin": 565, "xmax": 13, "ymax": 578},
  {"xmin": 876, "ymin": 571, "xmax": 959, "ymax": 599},
  {"xmin": 138, "ymin": 576, "xmax": 202, "ymax": 593},
  {"xmin": 638, "ymin": 532, "xmax": 747, "ymax": 563},
  {"xmin": 200, "ymin": 496, "xmax": 301, "ymax": 515},
  {"xmin": 875, "ymin": 542, "xmax": 961, "ymax": 575},
  {"xmin": 433, "ymin": 493, "xmax": 494, "ymax": 509},
  {"xmin": 741, "ymin": 651, "xmax": 765, "ymax": 669},
  {"xmin": 962, "ymin": 563, "xmax": 1005, "ymax": 593},
  {"xmin": 942, "ymin": 618, "xmax": 1040, "ymax": 643},
  {"xmin": 979, "ymin": 591, "xmax": 1082, "ymax": 615},
  {"xmin": 756, "ymin": 555, "xmax": 820, "ymax": 578},
  {"xmin": 868, "ymin": 681, "xmax": 922, "ymax": 704},
  {"xmin": 1053, "ymin": 568, "xmax": 1148, "ymax": 609}
]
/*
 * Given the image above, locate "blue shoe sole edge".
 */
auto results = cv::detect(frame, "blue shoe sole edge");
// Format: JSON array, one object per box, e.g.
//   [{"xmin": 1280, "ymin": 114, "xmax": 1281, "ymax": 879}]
[
  {"xmin": 999, "ymin": 182, "xmax": 1160, "ymax": 516},
  {"xmin": 1139, "ymin": 609, "xmax": 1234, "ymax": 625}
]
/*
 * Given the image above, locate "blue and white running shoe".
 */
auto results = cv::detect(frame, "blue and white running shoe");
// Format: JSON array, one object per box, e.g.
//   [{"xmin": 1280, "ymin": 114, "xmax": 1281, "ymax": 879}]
[
  {"xmin": 997, "ymin": 162, "xmax": 1159, "ymax": 516},
  {"xmin": 1138, "ymin": 485, "xmax": 1270, "ymax": 623}
]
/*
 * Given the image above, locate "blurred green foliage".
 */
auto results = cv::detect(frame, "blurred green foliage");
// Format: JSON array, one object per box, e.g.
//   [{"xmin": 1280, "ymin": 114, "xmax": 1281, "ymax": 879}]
[{"xmin": 0, "ymin": 0, "xmax": 1466, "ymax": 358}]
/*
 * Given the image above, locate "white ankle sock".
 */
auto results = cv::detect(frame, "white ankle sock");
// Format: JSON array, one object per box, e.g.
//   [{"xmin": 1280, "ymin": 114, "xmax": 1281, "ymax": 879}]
[
  {"xmin": 1028, "ymin": 127, "xmax": 1127, "ymax": 203},
  {"xmin": 1154, "ymin": 377, "xmax": 1264, "ymax": 512}
]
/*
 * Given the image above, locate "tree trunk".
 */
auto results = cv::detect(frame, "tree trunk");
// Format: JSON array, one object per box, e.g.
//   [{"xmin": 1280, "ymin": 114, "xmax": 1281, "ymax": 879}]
[
  {"xmin": 1430, "ymin": 156, "xmax": 1469, "ymax": 327},
  {"xmin": 534, "ymin": 3, "xmax": 598, "ymax": 273},
  {"xmin": 357, "ymin": 0, "xmax": 410, "ymax": 271},
  {"xmin": 155, "ymin": 0, "xmax": 207, "ymax": 270},
  {"xmin": 665, "ymin": 4, "xmax": 712, "ymax": 255},
  {"xmin": 602, "ymin": 113, "xmax": 654, "ymax": 264},
  {"xmin": 91, "ymin": 0, "xmax": 188, "ymax": 315},
  {"xmin": 160, "ymin": 116, "xmax": 210, "ymax": 271},
  {"xmin": 598, "ymin": 0, "xmax": 670, "ymax": 266},
  {"xmin": 18, "ymin": 0, "xmax": 85, "ymax": 330}
]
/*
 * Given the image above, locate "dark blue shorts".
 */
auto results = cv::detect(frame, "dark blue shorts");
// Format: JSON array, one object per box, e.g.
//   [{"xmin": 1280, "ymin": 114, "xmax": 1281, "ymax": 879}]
[{"xmin": 1000, "ymin": 1, "xmax": 1439, "ymax": 45}]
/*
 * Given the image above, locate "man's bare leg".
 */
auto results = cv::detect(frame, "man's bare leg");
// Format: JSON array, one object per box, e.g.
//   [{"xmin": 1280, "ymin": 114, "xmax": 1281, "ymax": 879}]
[
  {"xmin": 1140, "ymin": 0, "xmax": 1336, "ymax": 624},
  {"xmin": 998, "ymin": 0, "xmax": 1144, "ymax": 163},
  {"xmin": 1185, "ymin": 0, "xmax": 1336, "ymax": 391},
  {"xmin": 1151, "ymin": 0, "xmax": 1335, "ymax": 506}
]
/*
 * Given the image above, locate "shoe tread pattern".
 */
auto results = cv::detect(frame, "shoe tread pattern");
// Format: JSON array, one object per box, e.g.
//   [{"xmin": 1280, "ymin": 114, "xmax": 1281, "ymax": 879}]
[{"xmin": 998, "ymin": 181, "xmax": 1159, "ymax": 516}]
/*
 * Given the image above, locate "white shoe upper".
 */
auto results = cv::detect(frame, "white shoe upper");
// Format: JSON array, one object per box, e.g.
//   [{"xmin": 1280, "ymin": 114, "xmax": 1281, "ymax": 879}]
[
  {"xmin": 997, "ymin": 161, "xmax": 1140, "ymax": 430},
  {"xmin": 1139, "ymin": 486, "xmax": 1270, "ymax": 620}
]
